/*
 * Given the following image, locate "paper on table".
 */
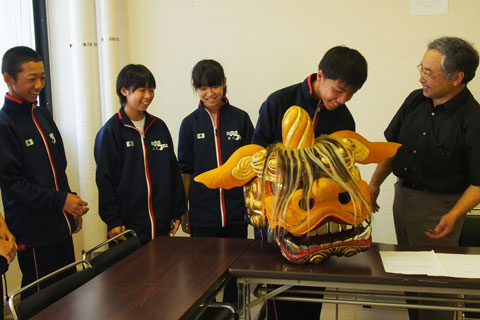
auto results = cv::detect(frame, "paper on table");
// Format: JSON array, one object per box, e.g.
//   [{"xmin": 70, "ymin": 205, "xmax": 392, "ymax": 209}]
[
  {"xmin": 379, "ymin": 250, "xmax": 446, "ymax": 276},
  {"xmin": 436, "ymin": 253, "xmax": 480, "ymax": 279},
  {"xmin": 380, "ymin": 250, "xmax": 480, "ymax": 278}
]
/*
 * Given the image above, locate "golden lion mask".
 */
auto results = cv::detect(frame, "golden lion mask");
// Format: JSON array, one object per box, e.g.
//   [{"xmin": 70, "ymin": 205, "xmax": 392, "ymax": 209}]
[{"xmin": 195, "ymin": 106, "xmax": 400, "ymax": 263}]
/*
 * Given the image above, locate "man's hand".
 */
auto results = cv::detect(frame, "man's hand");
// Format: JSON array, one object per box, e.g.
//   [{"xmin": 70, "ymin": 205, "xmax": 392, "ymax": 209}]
[
  {"xmin": 426, "ymin": 212, "xmax": 457, "ymax": 239},
  {"xmin": 181, "ymin": 211, "xmax": 190, "ymax": 234},
  {"xmin": 73, "ymin": 216, "xmax": 83, "ymax": 234},
  {"xmin": 0, "ymin": 239, "xmax": 17, "ymax": 264},
  {"xmin": 169, "ymin": 219, "xmax": 181, "ymax": 236},
  {"xmin": 0, "ymin": 220, "xmax": 15, "ymax": 243},
  {"xmin": 63, "ymin": 193, "xmax": 89, "ymax": 217},
  {"xmin": 108, "ymin": 226, "xmax": 126, "ymax": 242},
  {"xmin": 368, "ymin": 183, "xmax": 381, "ymax": 213}
]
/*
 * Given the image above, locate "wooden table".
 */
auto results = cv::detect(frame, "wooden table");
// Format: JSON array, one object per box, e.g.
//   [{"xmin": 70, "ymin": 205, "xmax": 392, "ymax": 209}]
[
  {"xmin": 32, "ymin": 236, "xmax": 253, "ymax": 320},
  {"xmin": 230, "ymin": 241, "xmax": 480, "ymax": 319}
]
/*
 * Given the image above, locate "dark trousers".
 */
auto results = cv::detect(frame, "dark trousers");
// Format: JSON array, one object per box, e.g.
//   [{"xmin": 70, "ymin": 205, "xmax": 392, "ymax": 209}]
[
  {"xmin": 191, "ymin": 225, "xmax": 247, "ymax": 239},
  {"xmin": 393, "ymin": 183, "xmax": 464, "ymax": 320},
  {"xmin": 17, "ymin": 237, "xmax": 76, "ymax": 299},
  {"xmin": 264, "ymin": 296, "xmax": 322, "ymax": 320},
  {"xmin": 191, "ymin": 224, "xmax": 247, "ymax": 303},
  {"xmin": 393, "ymin": 182, "xmax": 464, "ymax": 247}
]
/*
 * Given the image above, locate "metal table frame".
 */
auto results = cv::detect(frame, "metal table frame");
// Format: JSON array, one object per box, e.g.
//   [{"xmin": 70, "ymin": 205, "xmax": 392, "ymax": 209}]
[
  {"xmin": 232, "ymin": 242, "xmax": 480, "ymax": 320},
  {"xmin": 238, "ymin": 278, "xmax": 480, "ymax": 319}
]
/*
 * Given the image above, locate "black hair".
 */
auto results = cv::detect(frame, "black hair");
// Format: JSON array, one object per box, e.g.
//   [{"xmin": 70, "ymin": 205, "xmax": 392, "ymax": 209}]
[
  {"xmin": 428, "ymin": 37, "xmax": 479, "ymax": 84},
  {"xmin": 116, "ymin": 64, "xmax": 156, "ymax": 106},
  {"xmin": 318, "ymin": 46, "xmax": 368, "ymax": 92},
  {"xmin": 191, "ymin": 59, "xmax": 227, "ymax": 96},
  {"xmin": 2, "ymin": 46, "xmax": 43, "ymax": 81}
]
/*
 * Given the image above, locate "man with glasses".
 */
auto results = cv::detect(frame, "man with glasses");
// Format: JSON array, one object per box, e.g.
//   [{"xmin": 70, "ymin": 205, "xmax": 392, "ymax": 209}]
[{"xmin": 369, "ymin": 37, "xmax": 480, "ymax": 319}]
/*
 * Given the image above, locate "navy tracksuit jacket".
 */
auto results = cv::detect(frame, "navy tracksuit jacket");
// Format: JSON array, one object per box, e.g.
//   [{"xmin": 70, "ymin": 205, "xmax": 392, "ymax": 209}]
[
  {"xmin": 94, "ymin": 107, "xmax": 187, "ymax": 244},
  {"xmin": 178, "ymin": 100, "xmax": 254, "ymax": 228},
  {"xmin": 0, "ymin": 94, "xmax": 76, "ymax": 248}
]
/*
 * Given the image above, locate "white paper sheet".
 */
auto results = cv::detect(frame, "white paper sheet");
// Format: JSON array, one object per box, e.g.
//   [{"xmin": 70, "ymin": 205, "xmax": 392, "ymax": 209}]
[
  {"xmin": 380, "ymin": 250, "xmax": 480, "ymax": 278},
  {"xmin": 379, "ymin": 250, "xmax": 446, "ymax": 276},
  {"xmin": 436, "ymin": 253, "xmax": 480, "ymax": 279}
]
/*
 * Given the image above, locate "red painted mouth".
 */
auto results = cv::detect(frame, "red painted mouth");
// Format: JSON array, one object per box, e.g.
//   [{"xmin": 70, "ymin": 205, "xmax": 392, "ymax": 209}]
[{"xmin": 273, "ymin": 217, "xmax": 372, "ymax": 263}]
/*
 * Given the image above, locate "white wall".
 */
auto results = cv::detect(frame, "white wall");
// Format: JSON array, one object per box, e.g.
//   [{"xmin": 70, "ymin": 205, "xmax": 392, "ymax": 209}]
[
  {"xmin": 0, "ymin": 0, "xmax": 35, "ymax": 297},
  {"xmin": 120, "ymin": 0, "xmax": 480, "ymax": 243},
  {"xmin": 0, "ymin": 0, "xmax": 35, "ymax": 94}
]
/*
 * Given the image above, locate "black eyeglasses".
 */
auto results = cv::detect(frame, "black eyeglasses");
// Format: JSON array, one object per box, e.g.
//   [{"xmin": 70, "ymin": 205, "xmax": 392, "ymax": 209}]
[{"xmin": 417, "ymin": 64, "xmax": 440, "ymax": 81}]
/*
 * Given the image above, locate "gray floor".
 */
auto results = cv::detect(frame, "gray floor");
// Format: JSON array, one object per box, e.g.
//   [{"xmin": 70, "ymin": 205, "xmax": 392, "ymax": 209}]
[
  {"xmin": 227, "ymin": 288, "xmax": 410, "ymax": 320},
  {"xmin": 320, "ymin": 303, "xmax": 408, "ymax": 320},
  {"xmin": 246, "ymin": 300, "xmax": 409, "ymax": 320}
]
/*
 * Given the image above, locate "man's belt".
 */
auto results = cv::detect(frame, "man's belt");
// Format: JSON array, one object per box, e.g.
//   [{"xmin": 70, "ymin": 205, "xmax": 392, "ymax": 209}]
[{"xmin": 398, "ymin": 178, "xmax": 427, "ymax": 191}]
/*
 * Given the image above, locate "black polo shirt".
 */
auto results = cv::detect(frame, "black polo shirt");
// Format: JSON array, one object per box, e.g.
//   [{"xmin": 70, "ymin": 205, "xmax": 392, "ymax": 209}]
[{"xmin": 385, "ymin": 88, "xmax": 480, "ymax": 194}]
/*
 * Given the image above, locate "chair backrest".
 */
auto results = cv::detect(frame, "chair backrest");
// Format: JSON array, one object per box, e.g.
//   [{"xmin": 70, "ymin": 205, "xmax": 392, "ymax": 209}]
[
  {"xmin": 199, "ymin": 302, "xmax": 237, "ymax": 320},
  {"xmin": 9, "ymin": 260, "xmax": 94, "ymax": 320},
  {"xmin": 82, "ymin": 229, "xmax": 141, "ymax": 275}
]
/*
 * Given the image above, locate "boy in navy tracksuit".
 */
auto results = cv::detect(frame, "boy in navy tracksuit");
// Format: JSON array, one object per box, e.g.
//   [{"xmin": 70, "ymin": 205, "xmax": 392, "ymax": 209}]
[
  {"xmin": 252, "ymin": 46, "xmax": 369, "ymax": 320},
  {"xmin": 0, "ymin": 46, "xmax": 89, "ymax": 299},
  {"xmin": 178, "ymin": 59, "xmax": 253, "ymax": 303},
  {"xmin": 95, "ymin": 64, "xmax": 186, "ymax": 245}
]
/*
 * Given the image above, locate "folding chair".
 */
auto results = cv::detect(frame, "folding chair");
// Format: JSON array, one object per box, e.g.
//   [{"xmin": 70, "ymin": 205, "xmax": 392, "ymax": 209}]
[
  {"xmin": 197, "ymin": 275, "xmax": 239, "ymax": 320},
  {"xmin": 8, "ymin": 259, "xmax": 94, "ymax": 320},
  {"xmin": 82, "ymin": 229, "xmax": 140, "ymax": 275},
  {"xmin": 198, "ymin": 302, "xmax": 238, "ymax": 320}
]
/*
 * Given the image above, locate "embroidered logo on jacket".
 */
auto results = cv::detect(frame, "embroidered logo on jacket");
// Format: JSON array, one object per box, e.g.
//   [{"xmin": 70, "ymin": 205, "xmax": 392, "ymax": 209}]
[
  {"xmin": 25, "ymin": 139, "xmax": 34, "ymax": 147},
  {"xmin": 226, "ymin": 130, "xmax": 241, "ymax": 141},
  {"xmin": 49, "ymin": 133, "xmax": 56, "ymax": 144},
  {"xmin": 151, "ymin": 140, "xmax": 168, "ymax": 151},
  {"xmin": 197, "ymin": 133, "xmax": 205, "ymax": 139},
  {"xmin": 126, "ymin": 141, "xmax": 134, "ymax": 147}
]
